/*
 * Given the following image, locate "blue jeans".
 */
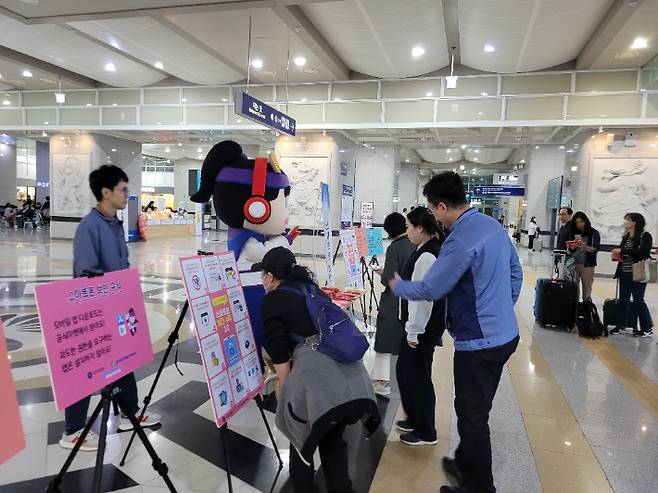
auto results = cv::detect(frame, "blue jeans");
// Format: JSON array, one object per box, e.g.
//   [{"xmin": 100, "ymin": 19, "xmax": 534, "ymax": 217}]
[
  {"xmin": 618, "ymin": 272, "xmax": 654, "ymax": 332},
  {"xmin": 64, "ymin": 372, "xmax": 139, "ymax": 435}
]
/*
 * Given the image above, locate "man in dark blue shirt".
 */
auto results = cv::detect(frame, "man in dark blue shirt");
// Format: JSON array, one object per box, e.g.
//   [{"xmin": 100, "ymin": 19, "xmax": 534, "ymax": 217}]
[{"xmin": 60, "ymin": 165, "xmax": 160, "ymax": 452}]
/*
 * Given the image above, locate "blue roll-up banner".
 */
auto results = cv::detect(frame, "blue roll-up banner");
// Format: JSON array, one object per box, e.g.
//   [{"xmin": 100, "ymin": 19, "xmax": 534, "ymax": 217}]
[{"xmin": 320, "ymin": 183, "xmax": 334, "ymax": 286}]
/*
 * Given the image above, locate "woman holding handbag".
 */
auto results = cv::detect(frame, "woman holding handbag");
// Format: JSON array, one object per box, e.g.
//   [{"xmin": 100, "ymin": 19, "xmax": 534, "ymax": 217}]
[{"xmin": 610, "ymin": 213, "xmax": 654, "ymax": 337}]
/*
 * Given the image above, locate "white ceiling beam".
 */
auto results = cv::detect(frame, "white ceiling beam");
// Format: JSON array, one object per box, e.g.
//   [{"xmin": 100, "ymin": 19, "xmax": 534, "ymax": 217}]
[
  {"xmin": 576, "ymin": 0, "xmax": 644, "ymax": 70},
  {"xmin": 0, "ymin": 45, "xmax": 97, "ymax": 88},
  {"xmin": 61, "ymin": 25, "xmax": 173, "ymax": 79},
  {"xmin": 564, "ymin": 127, "xmax": 584, "ymax": 143},
  {"xmin": 514, "ymin": 0, "xmax": 543, "ymax": 72},
  {"xmin": 543, "ymin": 126, "xmax": 564, "ymax": 143},
  {"xmin": 442, "ymin": 0, "xmax": 460, "ymax": 64},
  {"xmin": 494, "ymin": 127, "xmax": 504, "ymax": 144},
  {"xmin": 353, "ymin": 0, "xmax": 398, "ymax": 78},
  {"xmin": 152, "ymin": 15, "xmax": 257, "ymax": 83},
  {"xmin": 2, "ymin": 1, "xmax": 337, "ymax": 25},
  {"xmin": 271, "ymin": 5, "xmax": 349, "ymax": 80}
]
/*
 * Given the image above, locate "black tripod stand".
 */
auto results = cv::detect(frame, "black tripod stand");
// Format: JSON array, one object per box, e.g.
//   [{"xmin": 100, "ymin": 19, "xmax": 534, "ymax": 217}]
[
  {"xmin": 360, "ymin": 256, "xmax": 380, "ymax": 332},
  {"xmin": 46, "ymin": 384, "xmax": 176, "ymax": 493}
]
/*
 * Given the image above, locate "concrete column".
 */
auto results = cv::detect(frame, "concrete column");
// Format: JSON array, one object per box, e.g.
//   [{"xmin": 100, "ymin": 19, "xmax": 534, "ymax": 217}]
[
  {"xmin": 398, "ymin": 163, "xmax": 419, "ymax": 212},
  {"xmin": 524, "ymin": 146, "xmax": 566, "ymax": 233},
  {"xmin": 354, "ymin": 146, "xmax": 396, "ymax": 225},
  {"xmin": 0, "ymin": 140, "xmax": 17, "ymax": 205}
]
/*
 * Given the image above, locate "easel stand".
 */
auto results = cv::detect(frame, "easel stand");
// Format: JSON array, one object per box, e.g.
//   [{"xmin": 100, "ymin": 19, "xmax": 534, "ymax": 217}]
[
  {"xmin": 46, "ymin": 385, "xmax": 176, "ymax": 493},
  {"xmin": 360, "ymin": 256, "xmax": 380, "ymax": 331},
  {"xmin": 119, "ymin": 299, "xmax": 189, "ymax": 466},
  {"xmin": 218, "ymin": 395, "xmax": 284, "ymax": 493}
]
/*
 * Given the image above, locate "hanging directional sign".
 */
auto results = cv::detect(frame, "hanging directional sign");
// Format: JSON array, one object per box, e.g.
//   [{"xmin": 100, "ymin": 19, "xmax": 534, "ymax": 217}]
[
  {"xmin": 234, "ymin": 92, "xmax": 296, "ymax": 136},
  {"xmin": 472, "ymin": 185, "xmax": 525, "ymax": 197}
]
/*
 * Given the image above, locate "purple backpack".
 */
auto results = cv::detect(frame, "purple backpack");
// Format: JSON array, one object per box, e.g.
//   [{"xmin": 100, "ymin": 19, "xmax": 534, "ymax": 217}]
[{"xmin": 278, "ymin": 284, "xmax": 369, "ymax": 363}]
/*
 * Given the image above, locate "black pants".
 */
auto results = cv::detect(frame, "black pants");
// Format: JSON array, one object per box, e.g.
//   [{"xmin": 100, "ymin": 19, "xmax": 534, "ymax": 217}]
[
  {"xmin": 396, "ymin": 333, "xmax": 437, "ymax": 441},
  {"xmin": 528, "ymin": 234, "xmax": 535, "ymax": 250},
  {"xmin": 289, "ymin": 423, "xmax": 353, "ymax": 493},
  {"xmin": 454, "ymin": 336, "xmax": 519, "ymax": 493}
]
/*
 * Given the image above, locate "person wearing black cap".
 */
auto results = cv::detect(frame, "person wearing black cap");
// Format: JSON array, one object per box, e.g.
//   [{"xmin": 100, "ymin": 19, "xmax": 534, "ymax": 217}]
[
  {"xmin": 371, "ymin": 212, "xmax": 416, "ymax": 396},
  {"xmin": 254, "ymin": 248, "xmax": 380, "ymax": 493}
]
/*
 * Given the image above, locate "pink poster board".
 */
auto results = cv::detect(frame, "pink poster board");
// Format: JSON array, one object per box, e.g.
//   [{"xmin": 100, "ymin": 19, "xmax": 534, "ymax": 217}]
[
  {"xmin": 352, "ymin": 227, "xmax": 369, "ymax": 259},
  {"xmin": 0, "ymin": 321, "xmax": 25, "ymax": 464},
  {"xmin": 179, "ymin": 253, "xmax": 263, "ymax": 428},
  {"xmin": 34, "ymin": 269, "xmax": 154, "ymax": 411}
]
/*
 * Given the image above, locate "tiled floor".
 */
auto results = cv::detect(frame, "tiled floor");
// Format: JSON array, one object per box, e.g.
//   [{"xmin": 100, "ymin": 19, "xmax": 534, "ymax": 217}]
[{"xmin": 0, "ymin": 227, "xmax": 656, "ymax": 492}]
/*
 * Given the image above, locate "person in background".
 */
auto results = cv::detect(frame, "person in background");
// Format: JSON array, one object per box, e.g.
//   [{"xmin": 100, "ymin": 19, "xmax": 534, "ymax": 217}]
[
  {"xmin": 372, "ymin": 212, "xmax": 415, "ymax": 397},
  {"xmin": 527, "ymin": 216, "xmax": 538, "ymax": 250},
  {"xmin": 41, "ymin": 196, "xmax": 51, "ymax": 226},
  {"xmin": 3, "ymin": 203, "xmax": 16, "ymax": 227},
  {"xmin": 42, "ymin": 195, "xmax": 50, "ymax": 212},
  {"xmin": 144, "ymin": 200, "xmax": 157, "ymax": 212},
  {"xmin": 556, "ymin": 207, "xmax": 573, "ymax": 250},
  {"xmin": 568, "ymin": 211, "xmax": 600, "ymax": 301},
  {"xmin": 512, "ymin": 224, "xmax": 521, "ymax": 245},
  {"xmin": 610, "ymin": 213, "xmax": 654, "ymax": 338},
  {"xmin": 395, "ymin": 207, "xmax": 446, "ymax": 446},
  {"xmin": 60, "ymin": 165, "xmax": 160, "ymax": 452},
  {"xmin": 390, "ymin": 171, "xmax": 522, "ymax": 493},
  {"xmin": 257, "ymin": 247, "xmax": 379, "ymax": 493}
]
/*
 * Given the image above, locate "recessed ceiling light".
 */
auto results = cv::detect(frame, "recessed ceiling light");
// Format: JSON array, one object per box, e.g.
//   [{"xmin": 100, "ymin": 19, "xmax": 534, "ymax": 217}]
[
  {"xmin": 251, "ymin": 59, "xmax": 263, "ymax": 69},
  {"xmin": 520, "ymin": 159, "xmax": 526, "ymax": 163},
  {"xmin": 559, "ymin": 145, "xmax": 565, "ymax": 149},
  {"xmin": 460, "ymin": 165, "xmax": 465, "ymax": 170},
  {"xmin": 426, "ymin": 92, "xmax": 433, "ymax": 97},
  {"xmin": 221, "ymin": 98, "xmax": 228, "ymax": 102},
  {"xmin": 177, "ymin": 142, "xmax": 182, "ymax": 147},
  {"xmin": 571, "ymin": 166, "xmax": 578, "ymax": 171},
  {"xmin": 405, "ymin": 158, "xmax": 410, "ymax": 162},
  {"xmin": 446, "ymin": 149, "xmax": 452, "ymax": 154},
  {"xmin": 105, "ymin": 62, "xmax": 116, "ymax": 72},
  {"xmin": 484, "ymin": 44, "xmax": 495, "ymax": 53},
  {"xmin": 591, "ymin": 135, "xmax": 596, "ymax": 139},
  {"xmin": 480, "ymin": 92, "xmax": 488, "ymax": 96},
  {"xmin": 111, "ymin": 148, "xmax": 116, "ymax": 152},
  {"xmin": 650, "ymin": 143, "xmax": 656, "ymax": 148},
  {"xmin": 534, "ymin": 145, "xmax": 540, "ymax": 149},
  {"xmin": 197, "ymin": 147, "xmax": 202, "ymax": 153},
  {"xmin": 411, "ymin": 46, "xmax": 425, "ymax": 58},
  {"xmin": 293, "ymin": 56, "xmax": 306, "ymax": 67},
  {"xmin": 474, "ymin": 149, "xmax": 480, "ymax": 153},
  {"xmin": 449, "ymin": 158, "xmax": 453, "ymax": 161},
  {"xmin": 461, "ymin": 144, "xmax": 467, "ymax": 149},
  {"xmin": 110, "ymin": 40, "xmax": 120, "ymax": 49},
  {"xmin": 86, "ymin": 103, "xmax": 92, "ymax": 107},
  {"xmin": 630, "ymin": 38, "xmax": 648, "ymax": 50},
  {"xmin": 2, "ymin": 100, "xmax": 10, "ymax": 106},
  {"xmin": 0, "ymin": 74, "xmax": 3, "ymax": 78},
  {"xmin": 22, "ymin": 69, "xmax": 33, "ymax": 78},
  {"xmin": 474, "ymin": 158, "xmax": 478, "ymax": 161},
  {"xmin": 154, "ymin": 61, "xmax": 164, "ymax": 70},
  {"xmin": 300, "ymin": 98, "xmax": 307, "ymax": 102},
  {"xmin": 165, "ymin": 147, "xmax": 170, "ymax": 153},
  {"xmin": 478, "ymin": 111, "xmax": 484, "ymax": 115},
  {"xmin": 112, "ymin": 103, "xmax": 117, "ymax": 106}
]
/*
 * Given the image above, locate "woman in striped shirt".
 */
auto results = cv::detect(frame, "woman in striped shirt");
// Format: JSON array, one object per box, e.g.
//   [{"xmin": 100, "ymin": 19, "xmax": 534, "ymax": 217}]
[{"xmin": 610, "ymin": 213, "xmax": 654, "ymax": 337}]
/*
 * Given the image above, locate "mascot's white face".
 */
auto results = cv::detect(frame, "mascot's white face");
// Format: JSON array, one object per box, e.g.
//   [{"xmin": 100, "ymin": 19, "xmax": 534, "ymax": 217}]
[{"xmin": 245, "ymin": 190, "xmax": 289, "ymax": 236}]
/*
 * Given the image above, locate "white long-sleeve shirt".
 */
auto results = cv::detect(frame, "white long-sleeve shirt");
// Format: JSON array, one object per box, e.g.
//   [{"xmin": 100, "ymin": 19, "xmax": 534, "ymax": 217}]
[{"xmin": 404, "ymin": 251, "xmax": 436, "ymax": 344}]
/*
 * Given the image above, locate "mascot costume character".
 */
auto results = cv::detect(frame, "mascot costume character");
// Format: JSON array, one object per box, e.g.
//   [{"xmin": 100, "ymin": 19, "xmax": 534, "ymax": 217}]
[{"xmin": 191, "ymin": 140, "xmax": 299, "ymax": 362}]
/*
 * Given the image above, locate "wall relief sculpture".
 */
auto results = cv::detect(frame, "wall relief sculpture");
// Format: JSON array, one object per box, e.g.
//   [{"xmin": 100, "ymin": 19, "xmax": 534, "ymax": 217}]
[
  {"xmin": 279, "ymin": 156, "xmax": 329, "ymax": 229},
  {"xmin": 52, "ymin": 153, "xmax": 91, "ymax": 217},
  {"xmin": 589, "ymin": 158, "xmax": 657, "ymax": 243}
]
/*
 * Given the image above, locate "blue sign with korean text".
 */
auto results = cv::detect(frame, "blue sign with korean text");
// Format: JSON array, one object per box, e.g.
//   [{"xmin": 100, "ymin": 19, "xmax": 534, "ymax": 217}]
[
  {"xmin": 472, "ymin": 186, "xmax": 525, "ymax": 197},
  {"xmin": 235, "ymin": 92, "xmax": 296, "ymax": 136}
]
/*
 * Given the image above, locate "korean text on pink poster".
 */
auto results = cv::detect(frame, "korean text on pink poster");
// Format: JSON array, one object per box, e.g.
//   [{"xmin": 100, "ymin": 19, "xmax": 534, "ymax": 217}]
[
  {"xmin": 179, "ymin": 252, "xmax": 264, "ymax": 428},
  {"xmin": 34, "ymin": 269, "xmax": 154, "ymax": 411}
]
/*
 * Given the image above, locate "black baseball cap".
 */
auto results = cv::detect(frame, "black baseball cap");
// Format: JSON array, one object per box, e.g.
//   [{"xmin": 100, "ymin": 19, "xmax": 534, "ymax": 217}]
[{"xmin": 251, "ymin": 247, "xmax": 297, "ymax": 277}]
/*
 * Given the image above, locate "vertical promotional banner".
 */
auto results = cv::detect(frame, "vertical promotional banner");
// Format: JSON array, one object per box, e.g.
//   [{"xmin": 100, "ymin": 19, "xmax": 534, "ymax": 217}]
[
  {"xmin": 179, "ymin": 253, "xmax": 263, "ymax": 428},
  {"xmin": 0, "ymin": 321, "xmax": 25, "ymax": 464},
  {"xmin": 34, "ymin": 269, "xmax": 154, "ymax": 411},
  {"xmin": 339, "ymin": 229, "xmax": 364, "ymax": 288},
  {"xmin": 320, "ymin": 182, "xmax": 335, "ymax": 286},
  {"xmin": 340, "ymin": 184, "xmax": 354, "ymax": 229},
  {"xmin": 352, "ymin": 227, "xmax": 369, "ymax": 258},
  {"xmin": 361, "ymin": 202, "xmax": 374, "ymax": 228}
]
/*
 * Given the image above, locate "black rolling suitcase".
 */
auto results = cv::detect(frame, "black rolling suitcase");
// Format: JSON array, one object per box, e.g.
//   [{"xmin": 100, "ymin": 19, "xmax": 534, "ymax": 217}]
[
  {"xmin": 602, "ymin": 280, "xmax": 639, "ymax": 329},
  {"xmin": 534, "ymin": 279, "xmax": 577, "ymax": 329}
]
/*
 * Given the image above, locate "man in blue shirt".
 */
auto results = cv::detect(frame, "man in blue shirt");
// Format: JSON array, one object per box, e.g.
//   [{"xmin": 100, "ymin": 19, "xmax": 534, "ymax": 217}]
[
  {"xmin": 60, "ymin": 165, "xmax": 160, "ymax": 452},
  {"xmin": 391, "ymin": 172, "xmax": 522, "ymax": 493}
]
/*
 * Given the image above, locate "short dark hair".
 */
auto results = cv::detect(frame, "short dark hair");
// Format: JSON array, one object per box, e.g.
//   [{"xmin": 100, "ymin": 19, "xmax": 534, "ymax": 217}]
[
  {"xmin": 624, "ymin": 212, "xmax": 646, "ymax": 233},
  {"xmin": 560, "ymin": 207, "xmax": 573, "ymax": 215},
  {"xmin": 383, "ymin": 212, "xmax": 407, "ymax": 238},
  {"xmin": 89, "ymin": 165, "xmax": 129, "ymax": 201},
  {"xmin": 422, "ymin": 171, "xmax": 467, "ymax": 207},
  {"xmin": 406, "ymin": 207, "xmax": 439, "ymax": 236}
]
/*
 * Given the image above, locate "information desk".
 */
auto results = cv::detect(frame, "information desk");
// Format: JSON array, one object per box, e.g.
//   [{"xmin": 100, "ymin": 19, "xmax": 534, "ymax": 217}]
[{"xmin": 146, "ymin": 218, "xmax": 195, "ymax": 239}]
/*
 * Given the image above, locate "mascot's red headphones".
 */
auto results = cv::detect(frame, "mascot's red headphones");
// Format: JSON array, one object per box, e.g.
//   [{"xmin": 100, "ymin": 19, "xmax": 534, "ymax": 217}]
[{"xmin": 244, "ymin": 157, "xmax": 271, "ymax": 224}]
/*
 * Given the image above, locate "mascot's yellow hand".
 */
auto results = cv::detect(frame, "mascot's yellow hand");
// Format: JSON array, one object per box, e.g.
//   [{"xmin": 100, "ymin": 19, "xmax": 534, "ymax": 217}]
[{"xmin": 270, "ymin": 153, "xmax": 282, "ymax": 173}]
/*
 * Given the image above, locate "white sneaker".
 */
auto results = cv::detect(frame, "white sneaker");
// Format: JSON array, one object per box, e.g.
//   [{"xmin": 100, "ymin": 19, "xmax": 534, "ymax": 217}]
[
  {"xmin": 373, "ymin": 381, "xmax": 391, "ymax": 396},
  {"xmin": 118, "ymin": 410, "xmax": 161, "ymax": 431},
  {"xmin": 59, "ymin": 430, "xmax": 99, "ymax": 451}
]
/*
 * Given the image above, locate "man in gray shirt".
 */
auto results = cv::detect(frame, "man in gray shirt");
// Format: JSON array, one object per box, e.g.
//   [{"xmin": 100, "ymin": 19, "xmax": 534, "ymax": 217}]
[{"xmin": 60, "ymin": 165, "xmax": 160, "ymax": 451}]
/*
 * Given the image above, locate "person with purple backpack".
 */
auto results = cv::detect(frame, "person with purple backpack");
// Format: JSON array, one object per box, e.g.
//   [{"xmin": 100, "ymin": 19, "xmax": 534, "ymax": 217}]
[{"xmin": 254, "ymin": 247, "xmax": 380, "ymax": 493}]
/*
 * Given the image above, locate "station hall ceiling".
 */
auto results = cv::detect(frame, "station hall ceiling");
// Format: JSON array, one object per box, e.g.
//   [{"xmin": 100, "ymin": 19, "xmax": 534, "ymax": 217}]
[{"xmin": 0, "ymin": 0, "xmax": 656, "ymax": 91}]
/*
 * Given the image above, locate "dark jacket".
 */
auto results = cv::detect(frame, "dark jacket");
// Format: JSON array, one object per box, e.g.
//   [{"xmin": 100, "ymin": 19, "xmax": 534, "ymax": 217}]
[
  {"xmin": 400, "ymin": 236, "xmax": 446, "ymax": 346},
  {"xmin": 374, "ymin": 235, "xmax": 416, "ymax": 354},
  {"xmin": 614, "ymin": 231, "xmax": 654, "ymax": 278},
  {"xmin": 556, "ymin": 220, "xmax": 571, "ymax": 250},
  {"xmin": 568, "ymin": 227, "xmax": 601, "ymax": 268}
]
